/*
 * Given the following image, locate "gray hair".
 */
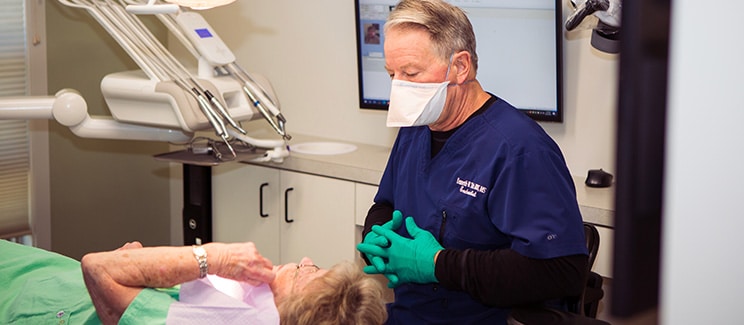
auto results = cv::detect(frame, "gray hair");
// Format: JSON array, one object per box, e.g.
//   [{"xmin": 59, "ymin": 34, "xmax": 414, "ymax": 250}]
[
  {"xmin": 277, "ymin": 261, "xmax": 387, "ymax": 325},
  {"xmin": 385, "ymin": 0, "xmax": 479, "ymax": 71}
]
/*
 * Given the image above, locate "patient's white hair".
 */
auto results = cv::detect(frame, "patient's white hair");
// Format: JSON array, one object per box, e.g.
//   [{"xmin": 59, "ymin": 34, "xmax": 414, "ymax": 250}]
[{"xmin": 276, "ymin": 261, "xmax": 387, "ymax": 325}]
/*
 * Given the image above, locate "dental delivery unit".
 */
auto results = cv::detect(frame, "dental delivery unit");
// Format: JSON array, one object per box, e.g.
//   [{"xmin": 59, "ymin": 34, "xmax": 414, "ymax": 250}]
[{"xmin": 0, "ymin": 0, "xmax": 290, "ymax": 162}]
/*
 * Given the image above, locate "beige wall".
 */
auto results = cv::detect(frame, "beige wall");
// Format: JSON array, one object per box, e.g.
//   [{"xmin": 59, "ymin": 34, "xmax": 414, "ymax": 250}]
[
  {"xmin": 43, "ymin": 0, "xmax": 620, "ymax": 254},
  {"xmin": 195, "ymin": 1, "xmax": 619, "ymax": 178},
  {"xmin": 46, "ymin": 1, "xmax": 172, "ymax": 259},
  {"xmin": 169, "ymin": 2, "xmax": 618, "ymax": 244}
]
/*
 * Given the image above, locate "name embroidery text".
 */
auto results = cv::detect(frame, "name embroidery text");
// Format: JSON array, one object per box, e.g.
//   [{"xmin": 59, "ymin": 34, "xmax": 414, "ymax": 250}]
[{"xmin": 456, "ymin": 177, "xmax": 488, "ymax": 198}]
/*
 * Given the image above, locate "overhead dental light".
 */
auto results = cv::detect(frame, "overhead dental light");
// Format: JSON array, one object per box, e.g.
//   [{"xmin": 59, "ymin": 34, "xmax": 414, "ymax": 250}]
[
  {"xmin": 125, "ymin": 0, "xmax": 235, "ymax": 14},
  {"xmin": 565, "ymin": 0, "xmax": 622, "ymax": 53},
  {"xmin": 164, "ymin": 0, "xmax": 235, "ymax": 10},
  {"xmin": 125, "ymin": 0, "xmax": 178, "ymax": 14}
]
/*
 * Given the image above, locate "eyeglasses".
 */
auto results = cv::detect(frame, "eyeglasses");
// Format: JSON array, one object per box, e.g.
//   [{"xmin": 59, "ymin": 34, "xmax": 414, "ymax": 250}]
[
  {"xmin": 294, "ymin": 264, "xmax": 320, "ymax": 278},
  {"xmin": 291, "ymin": 264, "xmax": 320, "ymax": 292}
]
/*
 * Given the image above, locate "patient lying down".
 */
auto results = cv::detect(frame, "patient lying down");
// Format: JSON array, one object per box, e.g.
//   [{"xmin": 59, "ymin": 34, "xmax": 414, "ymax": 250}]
[{"xmin": 0, "ymin": 240, "xmax": 386, "ymax": 324}]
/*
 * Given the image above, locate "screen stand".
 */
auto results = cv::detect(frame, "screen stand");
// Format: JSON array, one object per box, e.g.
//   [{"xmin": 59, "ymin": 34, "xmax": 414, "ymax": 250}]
[
  {"xmin": 154, "ymin": 149, "xmax": 267, "ymax": 246},
  {"xmin": 182, "ymin": 164, "xmax": 212, "ymax": 245}
]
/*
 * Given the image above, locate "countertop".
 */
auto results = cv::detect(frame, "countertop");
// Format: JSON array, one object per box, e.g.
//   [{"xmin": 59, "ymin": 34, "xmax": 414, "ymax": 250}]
[
  {"xmin": 240, "ymin": 130, "xmax": 615, "ymax": 228},
  {"xmin": 241, "ymin": 130, "xmax": 391, "ymax": 186}
]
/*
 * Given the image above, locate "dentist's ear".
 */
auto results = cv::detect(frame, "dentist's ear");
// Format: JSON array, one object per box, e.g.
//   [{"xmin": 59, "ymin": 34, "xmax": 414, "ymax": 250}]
[{"xmin": 453, "ymin": 51, "xmax": 473, "ymax": 83}]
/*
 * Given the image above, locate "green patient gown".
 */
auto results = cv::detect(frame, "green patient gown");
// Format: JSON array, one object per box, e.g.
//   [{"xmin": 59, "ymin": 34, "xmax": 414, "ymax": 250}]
[{"xmin": 0, "ymin": 240, "xmax": 178, "ymax": 324}]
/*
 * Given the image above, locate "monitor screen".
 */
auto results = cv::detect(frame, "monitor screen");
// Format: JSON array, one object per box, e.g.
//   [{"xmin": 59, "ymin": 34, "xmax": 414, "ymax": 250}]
[{"xmin": 354, "ymin": 0, "xmax": 563, "ymax": 122}]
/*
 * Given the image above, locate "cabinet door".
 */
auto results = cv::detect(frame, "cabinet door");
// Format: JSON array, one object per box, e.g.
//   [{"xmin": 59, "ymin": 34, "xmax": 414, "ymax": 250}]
[
  {"xmin": 355, "ymin": 183, "xmax": 378, "ymax": 226},
  {"xmin": 279, "ymin": 171, "xmax": 356, "ymax": 267},
  {"xmin": 212, "ymin": 163, "xmax": 281, "ymax": 263}
]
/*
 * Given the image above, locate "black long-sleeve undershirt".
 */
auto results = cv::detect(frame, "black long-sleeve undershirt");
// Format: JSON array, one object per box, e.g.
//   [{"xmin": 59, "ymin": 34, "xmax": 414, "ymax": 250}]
[
  {"xmin": 362, "ymin": 202, "xmax": 587, "ymax": 307},
  {"xmin": 435, "ymin": 248, "xmax": 586, "ymax": 307}
]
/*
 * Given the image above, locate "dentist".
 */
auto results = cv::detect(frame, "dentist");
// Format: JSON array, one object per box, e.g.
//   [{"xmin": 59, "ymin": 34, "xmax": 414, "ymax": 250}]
[{"xmin": 357, "ymin": 0, "xmax": 589, "ymax": 324}]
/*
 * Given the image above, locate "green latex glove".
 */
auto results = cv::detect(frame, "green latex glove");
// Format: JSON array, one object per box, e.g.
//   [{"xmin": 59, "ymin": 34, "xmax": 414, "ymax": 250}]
[
  {"xmin": 357, "ymin": 217, "xmax": 443, "ymax": 285},
  {"xmin": 361, "ymin": 264, "xmax": 401, "ymax": 288},
  {"xmin": 359, "ymin": 210, "xmax": 403, "ymax": 273}
]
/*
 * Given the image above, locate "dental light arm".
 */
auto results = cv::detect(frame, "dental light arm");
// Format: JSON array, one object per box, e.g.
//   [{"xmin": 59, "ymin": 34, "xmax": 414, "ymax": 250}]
[
  {"xmin": 0, "ymin": 89, "xmax": 193, "ymax": 142},
  {"xmin": 566, "ymin": 0, "xmax": 622, "ymax": 53}
]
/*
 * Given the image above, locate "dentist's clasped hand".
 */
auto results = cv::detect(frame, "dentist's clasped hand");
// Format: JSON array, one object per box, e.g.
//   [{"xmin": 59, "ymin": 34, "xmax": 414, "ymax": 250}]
[
  {"xmin": 360, "ymin": 210, "xmax": 404, "ymax": 286},
  {"xmin": 357, "ymin": 212, "xmax": 443, "ymax": 288}
]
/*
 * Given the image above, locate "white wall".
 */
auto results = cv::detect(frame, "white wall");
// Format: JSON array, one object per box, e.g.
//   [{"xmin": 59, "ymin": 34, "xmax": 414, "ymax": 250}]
[
  {"xmin": 192, "ymin": 0, "xmax": 618, "ymax": 178},
  {"xmin": 661, "ymin": 0, "xmax": 744, "ymax": 323},
  {"xmin": 46, "ymin": 2, "xmax": 172, "ymax": 258}
]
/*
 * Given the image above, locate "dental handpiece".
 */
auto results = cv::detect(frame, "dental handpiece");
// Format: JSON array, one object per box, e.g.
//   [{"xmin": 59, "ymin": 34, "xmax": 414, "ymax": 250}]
[
  {"xmin": 223, "ymin": 63, "xmax": 291, "ymax": 140},
  {"xmin": 204, "ymin": 89, "xmax": 247, "ymax": 134},
  {"xmin": 192, "ymin": 87, "xmax": 227, "ymax": 138},
  {"xmin": 241, "ymin": 84, "xmax": 290, "ymax": 140},
  {"xmin": 192, "ymin": 88, "xmax": 238, "ymax": 159}
]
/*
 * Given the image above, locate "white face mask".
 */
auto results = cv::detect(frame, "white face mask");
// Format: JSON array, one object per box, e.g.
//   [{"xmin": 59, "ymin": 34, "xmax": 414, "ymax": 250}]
[
  {"xmin": 386, "ymin": 80, "xmax": 450, "ymax": 127},
  {"xmin": 386, "ymin": 56, "xmax": 454, "ymax": 127}
]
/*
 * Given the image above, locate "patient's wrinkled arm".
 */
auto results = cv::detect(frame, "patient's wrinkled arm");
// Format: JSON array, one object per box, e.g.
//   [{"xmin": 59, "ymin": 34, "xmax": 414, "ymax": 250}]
[{"xmin": 80, "ymin": 241, "xmax": 275, "ymax": 325}]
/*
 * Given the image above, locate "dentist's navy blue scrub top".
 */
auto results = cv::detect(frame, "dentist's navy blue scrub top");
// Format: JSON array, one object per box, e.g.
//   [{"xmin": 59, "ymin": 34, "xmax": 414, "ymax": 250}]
[{"xmin": 375, "ymin": 96, "xmax": 587, "ymax": 324}]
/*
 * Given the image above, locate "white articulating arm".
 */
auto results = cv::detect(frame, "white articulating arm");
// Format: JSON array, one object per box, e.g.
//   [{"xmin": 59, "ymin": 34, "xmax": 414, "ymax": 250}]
[{"xmin": 0, "ymin": 89, "xmax": 193, "ymax": 143}]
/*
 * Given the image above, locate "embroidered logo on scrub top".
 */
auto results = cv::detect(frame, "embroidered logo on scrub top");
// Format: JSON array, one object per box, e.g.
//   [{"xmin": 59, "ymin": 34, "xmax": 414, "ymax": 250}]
[{"xmin": 456, "ymin": 177, "xmax": 488, "ymax": 198}]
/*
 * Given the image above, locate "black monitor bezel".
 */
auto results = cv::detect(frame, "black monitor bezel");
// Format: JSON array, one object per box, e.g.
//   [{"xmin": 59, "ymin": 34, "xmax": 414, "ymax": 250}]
[{"xmin": 353, "ymin": 0, "xmax": 564, "ymax": 123}]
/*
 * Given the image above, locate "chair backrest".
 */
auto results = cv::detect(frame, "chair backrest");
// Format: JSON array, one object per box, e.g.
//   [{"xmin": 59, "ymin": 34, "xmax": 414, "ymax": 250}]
[
  {"xmin": 565, "ymin": 223, "xmax": 603, "ymax": 316},
  {"xmin": 584, "ymin": 223, "xmax": 601, "ymax": 269}
]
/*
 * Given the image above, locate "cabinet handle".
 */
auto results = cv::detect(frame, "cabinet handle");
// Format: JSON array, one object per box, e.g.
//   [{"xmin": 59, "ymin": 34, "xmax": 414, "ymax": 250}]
[
  {"xmin": 259, "ymin": 183, "xmax": 269, "ymax": 218},
  {"xmin": 284, "ymin": 187, "xmax": 294, "ymax": 223}
]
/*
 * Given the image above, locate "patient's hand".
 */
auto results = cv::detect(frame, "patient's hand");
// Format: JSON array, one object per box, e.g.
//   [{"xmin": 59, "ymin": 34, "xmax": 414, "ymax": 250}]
[
  {"xmin": 115, "ymin": 241, "xmax": 143, "ymax": 251},
  {"xmin": 209, "ymin": 242, "xmax": 275, "ymax": 285},
  {"xmin": 81, "ymin": 241, "xmax": 275, "ymax": 325}
]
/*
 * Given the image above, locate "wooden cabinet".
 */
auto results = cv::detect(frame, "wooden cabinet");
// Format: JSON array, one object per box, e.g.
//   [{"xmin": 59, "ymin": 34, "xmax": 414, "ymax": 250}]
[{"xmin": 212, "ymin": 163, "xmax": 357, "ymax": 268}]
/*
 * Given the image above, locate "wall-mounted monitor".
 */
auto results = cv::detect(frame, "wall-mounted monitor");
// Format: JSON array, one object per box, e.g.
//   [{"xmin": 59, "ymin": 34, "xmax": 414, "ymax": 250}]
[{"xmin": 354, "ymin": 0, "xmax": 563, "ymax": 122}]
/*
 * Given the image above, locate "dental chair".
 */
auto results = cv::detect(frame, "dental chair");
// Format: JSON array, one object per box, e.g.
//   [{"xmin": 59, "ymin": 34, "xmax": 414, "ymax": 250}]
[{"xmin": 507, "ymin": 223, "xmax": 609, "ymax": 325}]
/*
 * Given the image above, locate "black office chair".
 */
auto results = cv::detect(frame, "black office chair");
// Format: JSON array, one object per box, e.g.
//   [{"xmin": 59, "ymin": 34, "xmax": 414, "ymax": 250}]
[
  {"xmin": 567, "ymin": 223, "xmax": 605, "ymax": 318},
  {"xmin": 508, "ymin": 223, "xmax": 608, "ymax": 325}
]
